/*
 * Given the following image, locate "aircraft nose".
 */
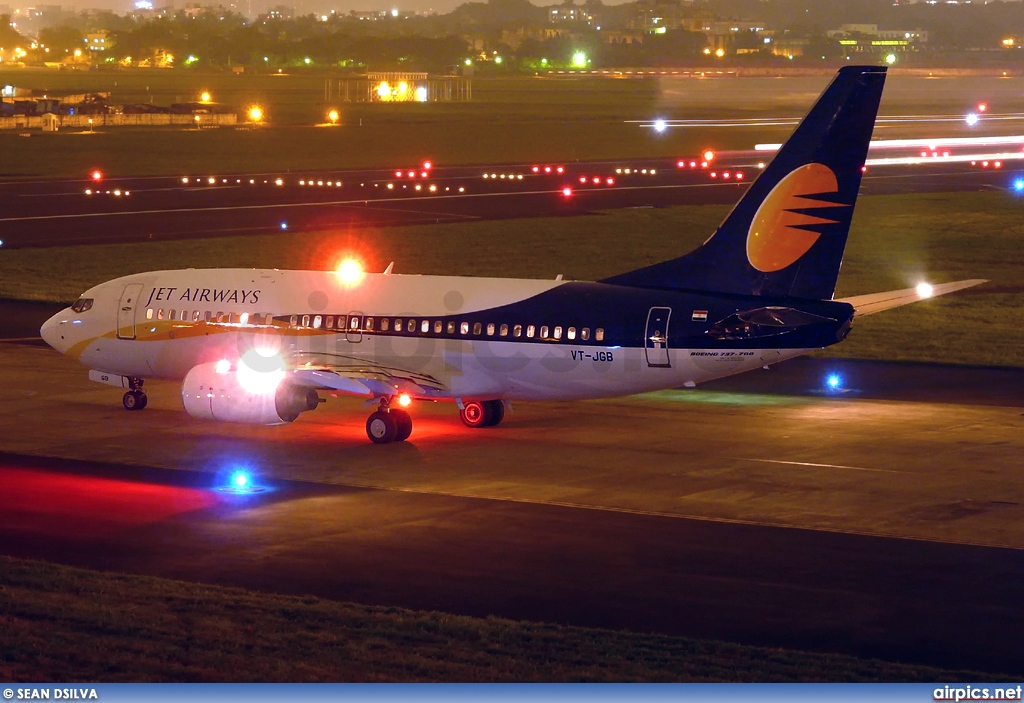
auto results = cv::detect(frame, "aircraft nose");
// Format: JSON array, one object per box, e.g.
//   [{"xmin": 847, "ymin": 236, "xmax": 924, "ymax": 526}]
[{"xmin": 40, "ymin": 310, "xmax": 69, "ymax": 352}]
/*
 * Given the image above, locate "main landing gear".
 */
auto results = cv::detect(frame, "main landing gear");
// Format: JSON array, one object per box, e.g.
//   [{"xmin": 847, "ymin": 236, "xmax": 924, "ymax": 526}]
[
  {"xmin": 459, "ymin": 400, "xmax": 505, "ymax": 428},
  {"xmin": 365, "ymin": 397, "xmax": 413, "ymax": 444},
  {"xmin": 122, "ymin": 378, "xmax": 147, "ymax": 411}
]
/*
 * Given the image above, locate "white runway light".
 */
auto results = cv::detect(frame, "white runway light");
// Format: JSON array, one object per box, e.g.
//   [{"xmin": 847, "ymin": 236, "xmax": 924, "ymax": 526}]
[{"xmin": 916, "ymin": 282, "xmax": 934, "ymax": 299}]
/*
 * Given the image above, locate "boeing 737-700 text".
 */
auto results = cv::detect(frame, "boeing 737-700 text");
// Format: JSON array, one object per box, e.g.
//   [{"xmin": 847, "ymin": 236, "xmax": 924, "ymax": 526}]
[{"xmin": 41, "ymin": 66, "xmax": 984, "ymax": 443}]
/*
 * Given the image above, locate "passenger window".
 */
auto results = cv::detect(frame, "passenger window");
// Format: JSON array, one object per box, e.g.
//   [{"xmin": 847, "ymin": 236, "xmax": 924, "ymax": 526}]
[
  {"xmin": 596, "ymin": 328, "xmax": 605, "ymax": 341},
  {"xmin": 499, "ymin": 324, "xmax": 508, "ymax": 337},
  {"xmin": 311, "ymin": 315, "xmax": 320, "ymax": 329},
  {"xmin": 218, "ymin": 312, "xmax": 227, "ymax": 323},
  {"xmin": 513, "ymin": 324, "xmax": 522, "ymax": 338},
  {"xmin": 408, "ymin": 319, "xmax": 417, "ymax": 333},
  {"xmin": 241, "ymin": 313, "xmax": 249, "ymax": 325},
  {"xmin": 581, "ymin": 328, "xmax": 590, "ymax": 341},
  {"xmin": 350, "ymin": 316, "xmax": 360, "ymax": 330},
  {"xmin": 364, "ymin": 317, "xmax": 374, "ymax": 331},
  {"xmin": 289, "ymin": 314, "xmax": 297, "ymax": 327},
  {"xmin": 146, "ymin": 309, "xmax": 154, "ymax": 320},
  {"xmin": 553, "ymin": 326, "xmax": 562, "ymax": 340},
  {"xmin": 486, "ymin": 323, "xmax": 495, "ymax": 336},
  {"xmin": 157, "ymin": 309, "xmax": 165, "ymax": 320},
  {"xmin": 460, "ymin": 321, "xmax": 469, "ymax": 334},
  {"xmin": 168, "ymin": 310, "xmax": 177, "ymax": 321},
  {"xmin": 325, "ymin": 315, "xmax": 334, "ymax": 329},
  {"xmin": 434, "ymin": 321, "xmax": 442, "ymax": 334},
  {"xmin": 381, "ymin": 318, "xmax": 390, "ymax": 331},
  {"xmin": 206, "ymin": 311, "xmax": 214, "ymax": 323},
  {"xmin": 230, "ymin": 312, "xmax": 239, "ymax": 324},
  {"xmin": 527, "ymin": 325, "xmax": 535, "ymax": 338},
  {"xmin": 447, "ymin": 321, "xmax": 455, "ymax": 334},
  {"xmin": 540, "ymin": 325, "xmax": 549, "ymax": 338},
  {"xmin": 473, "ymin": 322, "xmax": 482, "ymax": 335},
  {"xmin": 250, "ymin": 313, "xmax": 260, "ymax": 325},
  {"xmin": 395, "ymin": 319, "xmax": 402, "ymax": 331},
  {"xmin": 300, "ymin": 315, "xmax": 309, "ymax": 328}
]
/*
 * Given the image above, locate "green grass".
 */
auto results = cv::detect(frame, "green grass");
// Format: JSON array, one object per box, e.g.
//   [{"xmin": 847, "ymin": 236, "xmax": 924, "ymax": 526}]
[
  {"xmin": 0, "ymin": 555, "xmax": 1000, "ymax": 682},
  {"xmin": 1, "ymin": 191, "xmax": 1020, "ymax": 367}
]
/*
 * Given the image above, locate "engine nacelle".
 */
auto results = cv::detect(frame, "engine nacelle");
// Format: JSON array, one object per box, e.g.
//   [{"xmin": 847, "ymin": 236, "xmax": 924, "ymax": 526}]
[{"xmin": 181, "ymin": 361, "xmax": 319, "ymax": 425}]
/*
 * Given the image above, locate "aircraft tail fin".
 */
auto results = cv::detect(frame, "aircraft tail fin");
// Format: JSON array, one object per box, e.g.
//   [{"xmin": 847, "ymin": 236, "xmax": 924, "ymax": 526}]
[{"xmin": 601, "ymin": 65, "xmax": 887, "ymax": 300}]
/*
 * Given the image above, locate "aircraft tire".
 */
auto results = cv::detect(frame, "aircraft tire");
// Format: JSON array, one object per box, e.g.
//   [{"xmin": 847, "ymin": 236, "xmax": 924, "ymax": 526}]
[
  {"xmin": 366, "ymin": 410, "xmax": 398, "ymax": 444},
  {"xmin": 123, "ymin": 390, "xmax": 146, "ymax": 411},
  {"xmin": 459, "ymin": 401, "xmax": 489, "ymax": 428},
  {"xmin": 392, "ymin": 409, "xmax": 413, "ymax": 442},
  {"xmin": 483, "ymin": 400, "xmax": 505, "ymax": 427}
]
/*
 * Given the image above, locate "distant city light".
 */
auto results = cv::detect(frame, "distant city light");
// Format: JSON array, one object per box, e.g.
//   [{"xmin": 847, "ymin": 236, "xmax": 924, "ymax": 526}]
[
  {"xmin": 572, "ymin": 51, "xmax": 587, "ymax": 68},
  {"xmin": 304, "ymin": 57, "xmax": 311, "ymax": 64},
  {"xmin": 328, "ymin": 109, "xmax": 339, "ymax": 123},
  {"xmin": 885, "ymin": 53, "xmax": 897, "ymax": 65},
  {"xmin": 714, "ymin": 48, "xmax": 725, "ymax": 58},
  {"xmin": 248, "ymin": 105, "xmax": 264, "ymax": 122},
  {"xmin": 415, "ymin": 86, "xmax": 428, "ymax": 101},
  {"xmin": 200, "ymin": 91, "xmax": 211, "ymax": 103},
  {"xmin": 494, "ymin": 56, "xmax": 503, "ymax": 64},
  {"xmin": 464, "ymin": 58, "xmax": 472, "ymax": 66},
  {"xmin": 391, "ymin": 8, "xmax": 398, "ymax": 16}
]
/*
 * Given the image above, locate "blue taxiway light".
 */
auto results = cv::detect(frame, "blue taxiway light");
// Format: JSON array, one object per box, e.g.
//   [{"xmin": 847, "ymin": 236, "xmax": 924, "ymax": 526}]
[
  {"xmin": 826, "ymin": 374, "xmax": 842, "ymax": 390},
  {"xmin": 1013, "ymin": 178, "xmax": 1024, "ymax": 192},
  {"xmin": 216, "ymin": 469, "xmax": 266, "ymax": 494},
  {"xmin": 231, "ymin": 471, "xmax": 249, "ymax": 488}
]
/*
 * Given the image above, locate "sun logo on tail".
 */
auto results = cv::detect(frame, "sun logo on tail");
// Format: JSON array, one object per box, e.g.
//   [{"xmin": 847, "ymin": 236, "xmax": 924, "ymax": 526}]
[{"xmin": 746, "ymin": 163, "xmax": 850, "ymax": 272}]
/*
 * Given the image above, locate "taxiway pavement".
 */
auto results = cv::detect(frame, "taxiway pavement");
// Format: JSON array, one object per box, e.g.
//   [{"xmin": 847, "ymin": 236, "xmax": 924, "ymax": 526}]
[{"xmin": 1, "ymin": 340, "xmax": 1022, "ymax": 674}]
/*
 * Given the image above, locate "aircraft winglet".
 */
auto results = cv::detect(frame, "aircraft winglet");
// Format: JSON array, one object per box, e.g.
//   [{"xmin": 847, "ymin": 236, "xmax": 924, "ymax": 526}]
[{"xmin": 838, "ymin": 279, "xmax": 987, "ymax": 317}]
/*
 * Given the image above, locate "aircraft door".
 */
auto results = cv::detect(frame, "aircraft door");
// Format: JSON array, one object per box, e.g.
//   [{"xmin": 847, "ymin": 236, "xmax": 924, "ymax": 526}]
[
  {"xmin": 345, "ymin": 312, "xmax": 363, "ymax": 343},
  {"xmin": 645, "ymin": 307, "xmax": 671, "ymax": 368},
  {"xmin": 117, "ymin": 283, "xmax": 144, "ymax": 340}
]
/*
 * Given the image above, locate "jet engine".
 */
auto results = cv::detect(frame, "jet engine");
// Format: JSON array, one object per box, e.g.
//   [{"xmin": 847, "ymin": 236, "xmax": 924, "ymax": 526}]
[{"xmin": 181, "ymin": 360, "xmax": 319, "ymax": 424}]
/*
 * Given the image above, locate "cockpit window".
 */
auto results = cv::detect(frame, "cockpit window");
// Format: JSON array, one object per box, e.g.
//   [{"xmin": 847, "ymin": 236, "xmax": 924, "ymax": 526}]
[{"xmin": 71, "ymin": 298, "xmax": 93, "ymax": 313}]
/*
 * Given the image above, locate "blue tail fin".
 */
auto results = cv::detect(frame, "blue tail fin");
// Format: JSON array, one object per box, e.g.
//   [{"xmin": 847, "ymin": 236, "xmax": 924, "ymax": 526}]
[{"xmin": 602, "ymin": 65, "xmax": 887, "ymax": 300}]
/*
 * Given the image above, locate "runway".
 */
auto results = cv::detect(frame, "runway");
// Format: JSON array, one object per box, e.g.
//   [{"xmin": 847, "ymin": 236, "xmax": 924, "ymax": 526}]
[
  {"xmin": 2, "ymin": 340, "xmax": 1022, "ymax": 674},
  {"xmin": 1, "ymin": 157, "xmax": 1020, "ymax": 249}
]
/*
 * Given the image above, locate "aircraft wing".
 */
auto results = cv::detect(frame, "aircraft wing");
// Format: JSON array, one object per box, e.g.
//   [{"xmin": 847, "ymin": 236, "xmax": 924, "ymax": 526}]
[
  {"xmin": 838, "ymin": 279, "xmax": 987, "ymax": 317},
  {"xmin": 286, "ymin": 353, "xmax": 449, "ymax": 399}
]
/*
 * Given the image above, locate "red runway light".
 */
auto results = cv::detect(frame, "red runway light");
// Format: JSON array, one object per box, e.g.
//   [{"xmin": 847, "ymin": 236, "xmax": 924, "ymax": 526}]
[
  {"xmin": 978, "ymin": 103, "xmax": 988, "ymax": 112},
  {"xmin": 532, "ymin": 166, "xmax": 540, "ymax": 173},
  {"xmin": 544, "ymin": 166, "xmax": 552, "ymax": 173},
  {"xmin": 91, "ymin": 170, "xmax": 102, "ymax": 181},
  {"xmin": 736, "ymin": 172, "xmax": 744, "ymax": 180},
  {"xmin": 723, "ymin": 171, "xmax": 731, "ymax": 179},
  {"xmin": 395, "ymin": 171, "xmax": 402, "ymax": 177},
  {"xmin": 710, "ymin": 172, "xmax": 717, "ymax": 178},
  {"xmin": 422, "ymin": 161, "xmax": 432, "ymax": 170},
  {"xmin": 561, "ymin": 186, "xmax": 573, "ymax": 197},
  {"xmin": 579, "ymin": 176, "xmax": 587, "ymax": 183},
  {"xmin": 407, "ymin": 171, "xmax": 415, "ymax": 178},
  {"xmin": 677, "ymin": 161, "xmax": 685, "ymax": 168},
  {"xmin": 556, "ymin": 166, "xmax": 564, "ymax": 173},
  {"xmin": 592, "ymin": 177, "xmax": 600, "ymax": 184},
  {"xmin": 606, "ymin": 177, "xmax": 615, "ymax": 185}
]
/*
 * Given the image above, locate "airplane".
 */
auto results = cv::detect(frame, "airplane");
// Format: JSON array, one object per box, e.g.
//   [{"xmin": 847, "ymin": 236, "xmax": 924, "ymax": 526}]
[{"xmin": 41, "ymin": 65, "xmax": 984, "ymax": 444}]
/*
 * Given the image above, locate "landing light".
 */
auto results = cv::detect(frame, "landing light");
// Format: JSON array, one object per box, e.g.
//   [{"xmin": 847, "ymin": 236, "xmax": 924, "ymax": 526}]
[
  {"xmin": 398, "ymin": 393, "xmax": 411, "ymax": 407},
  {"xmin": 916, "ymin": 282, "xmax": 934, "ymax": 299}
]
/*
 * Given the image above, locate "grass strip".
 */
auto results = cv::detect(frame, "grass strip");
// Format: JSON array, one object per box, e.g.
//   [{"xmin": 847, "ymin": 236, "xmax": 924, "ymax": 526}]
[
  {"xmin": 2, "ymin": 191, "xmax": 1020, "ymax": 367},
  {"xmin": 0, "ymin": 555, "xmax": 997, "ymax": 682}
]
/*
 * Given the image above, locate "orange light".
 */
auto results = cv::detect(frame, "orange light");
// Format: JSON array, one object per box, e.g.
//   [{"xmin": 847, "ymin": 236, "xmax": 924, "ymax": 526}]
[
  {"xmin": 91, "ymin": 170, "xmax": 102, "ymax": 181},
  {"xmin": 336, "ymin": 259, "xmax": 364, "ymax": 285},
  {"xmin": 398, "ymin": 393, "xmax": 411, "ymax": 407},
  {"xmin": 702, "ymin": 150, "xmax": 715, "ymax": 162},
  {"xmin": 978, "ymin": 103, "xmax": 988, "ymax": 112}
]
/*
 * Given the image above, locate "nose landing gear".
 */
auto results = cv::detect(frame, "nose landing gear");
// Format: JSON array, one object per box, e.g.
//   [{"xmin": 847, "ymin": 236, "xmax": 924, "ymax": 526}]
[
  {"xmin": 365, "ymin": 396, "xmax": 413, "ymax": 444},
  {"xmin": 122, "ymin": 378, "xmax": 147, "ymax": 411}
]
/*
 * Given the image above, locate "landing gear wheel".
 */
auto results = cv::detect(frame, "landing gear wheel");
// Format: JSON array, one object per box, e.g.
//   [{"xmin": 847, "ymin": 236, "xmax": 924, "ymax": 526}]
[
  {"xmin": 366, "ymin": 410, "xmax": 398, "ymax": 444},
  {"xmin": 483, "ymin": 399, "xmax": 504, "ymax": 427},
  {"xmin": 391, "ymin": 409, "xmax": 413, "ymax": 442},
  {"xmin": 460, "ymin": 401, "xmax": 489, "ymax": 428},
  {"xmin": 123, "ymin": 390, "xmax": 147, "ymax": 411}
]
